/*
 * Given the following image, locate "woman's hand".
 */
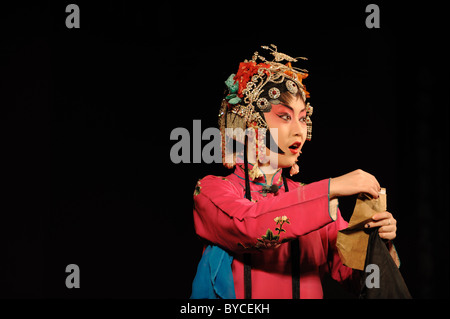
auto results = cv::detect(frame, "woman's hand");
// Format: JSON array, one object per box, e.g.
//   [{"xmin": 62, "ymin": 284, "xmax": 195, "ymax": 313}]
[
  {"xmin": 330, "ymin": 169, "xmax": 398, "ymax": 241},
  {"xmin": 329, "ymin": 169, "xmax": 381, "ymax": 199},
  {"xmin": 366, "ymin": 211, "xmax": 397, "ymax": 240}
]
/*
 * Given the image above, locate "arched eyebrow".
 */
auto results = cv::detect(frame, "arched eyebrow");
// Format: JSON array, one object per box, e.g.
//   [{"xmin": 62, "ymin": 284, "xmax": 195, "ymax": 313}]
[{"xmin": 279, "ymin": 102, "xmax": 306, "ymax": 113}]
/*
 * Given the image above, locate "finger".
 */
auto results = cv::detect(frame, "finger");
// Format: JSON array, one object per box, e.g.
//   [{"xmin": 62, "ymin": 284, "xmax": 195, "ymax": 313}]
[
  {"xmin": 372, "ymin": 212, "xmax": 393, "ymax": 221},
  {"xmin": 378, "ymin": 225, "xmax": 396, "ymax": 233},
  {"xmin": 372, "ymin": 186, "xmax": 380, "ymax": 198},
  {"xmin": 365, "ymin": 171, "xmax": 380, "ymax": 192},
  {"xmin": 366, "ymin": 186, "xmax": 379, "ymax": 199},
  {"xmin": 366, "ymin": 220, "xmax": 392, "ymax": 228},
  {"xmin": 378, "ymin": 227, "xmax": 397, "ymax": 240},
  {"xmin": 379, "ymin": 231, "xmax": 396, "ymax": 240},
  {"xmin": 371, "ymin": 174, "xmax": 381, "ymax": 191},
  {"xmin": 374, "ymin": 177, "xmax": 381, "ymax": 192},
  {"xmin": 365, "ymin": 216, "xmax": 396, "ymax": 228}
]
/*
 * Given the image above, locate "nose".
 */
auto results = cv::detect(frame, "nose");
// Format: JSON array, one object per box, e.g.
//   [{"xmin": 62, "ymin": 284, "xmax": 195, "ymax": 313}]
[{"xmin": 291, "ymin": 118, "xmax": 304, "ymax": 138}]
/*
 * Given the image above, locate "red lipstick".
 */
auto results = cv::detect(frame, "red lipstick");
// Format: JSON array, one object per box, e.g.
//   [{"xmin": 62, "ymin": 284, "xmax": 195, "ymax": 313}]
[{"xmin": 288, "ymin": 142, "xmax": 302, "ymax": 154}]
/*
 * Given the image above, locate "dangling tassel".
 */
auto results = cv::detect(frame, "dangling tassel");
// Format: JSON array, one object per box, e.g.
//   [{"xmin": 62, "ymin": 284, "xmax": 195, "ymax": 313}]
[
  {"xmin": 249, "ymin": 163, "xmax": 263, "ymax": 180},
  {"xmin": 243, "ymin": 135, "xmax": 252, "ymax": 201},
  {"xmin": 248, "ymin": 126, "xmax": 264, "ymax": 180},
  {"xmin": 306, "ymin": 103, "xmax": 313, "ymax": 141},
  {"xmin": 243, "ymin": 135, "xmax": 253, "ymax": 299},
  {"xmin": 289, "ymin": 162, "xmax": 300, "ymax": 177},
  {"xmin": 306, "ymin": 116, "xmax": 312, "ymax": 141}
]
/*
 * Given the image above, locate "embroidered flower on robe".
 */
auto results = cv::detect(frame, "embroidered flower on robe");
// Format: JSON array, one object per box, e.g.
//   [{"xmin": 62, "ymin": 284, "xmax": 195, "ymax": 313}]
[{"xmin": 239, "ymin": 215, "xmax": 291, "ymax": 250}]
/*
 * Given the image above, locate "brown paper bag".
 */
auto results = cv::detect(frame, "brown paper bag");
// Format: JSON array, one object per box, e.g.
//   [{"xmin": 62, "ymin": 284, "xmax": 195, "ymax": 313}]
[{"xmin": 336, "ymin": 188, "xmax": 386, "ymax": 270}]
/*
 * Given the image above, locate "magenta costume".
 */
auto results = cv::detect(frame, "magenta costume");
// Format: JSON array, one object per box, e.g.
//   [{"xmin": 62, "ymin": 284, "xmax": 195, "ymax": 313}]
[
  {"xmin": 193, "ymin": 164, "xmax": 359, "ymax": 299},
  {"xmin": 191, "ymin": 45, "xmax": 360, "ymax": 299}
]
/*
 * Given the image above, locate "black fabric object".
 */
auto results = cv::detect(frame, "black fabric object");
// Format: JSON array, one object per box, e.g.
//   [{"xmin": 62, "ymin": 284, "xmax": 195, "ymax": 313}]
[
  {"xmin": 359, "ymin": 228, "xmax": 412, "ymax": 299},
  {"xmin": 243, "ymin": 135, "xmax": 251, "ymax": 201},
  {"xmin": 290, "ymin": 239, "xmax": 300, "ymax": 299},
  {"xmin": 241, "ymin": 169, "xmax": 300, "ymax": 299},
  {"xmin": 282, "ymin": 174, "xmax": 289, "ymax": 193},
  {"xmin": 283, "ymin": 175, "xmax": 300, "ymax": 299},
  {"xmin": 243, "ymin": 253, "xmax": 252, "ymax": 299},
  {"xmin": 261, "ymin": 184, "xmax": 280, "ymax": 195},
  {"xmin": 265, "ymin": 127, "xmax": 285, "ymax": 155},
  {"xmin": 243, "ymin": 135, "xmax": 252, "ymax": 299}
]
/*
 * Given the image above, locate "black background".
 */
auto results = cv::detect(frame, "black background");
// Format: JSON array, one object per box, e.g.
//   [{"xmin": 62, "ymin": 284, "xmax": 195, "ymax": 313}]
[{"xmin": 0, "ymin": 1, "xmax": 448, "ymax": 299}]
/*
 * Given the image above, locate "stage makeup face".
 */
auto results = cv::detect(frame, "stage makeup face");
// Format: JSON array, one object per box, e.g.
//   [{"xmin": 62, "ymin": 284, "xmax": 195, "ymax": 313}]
[{"xmin": 263, "ymin": 95, "xmax": 307, "ymax": 169}]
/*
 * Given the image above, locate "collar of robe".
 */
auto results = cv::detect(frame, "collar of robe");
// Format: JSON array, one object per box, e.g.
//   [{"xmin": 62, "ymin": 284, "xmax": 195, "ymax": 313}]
[{"xmin": 234, "ymin": 164, "xmax": 284, "ymax": 193}]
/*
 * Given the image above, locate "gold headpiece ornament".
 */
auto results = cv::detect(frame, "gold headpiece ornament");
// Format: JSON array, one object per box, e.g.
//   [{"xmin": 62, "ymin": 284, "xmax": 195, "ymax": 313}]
[{"xmin": 218, "ymin": 44, "xmax": 313, "ymax": 177}]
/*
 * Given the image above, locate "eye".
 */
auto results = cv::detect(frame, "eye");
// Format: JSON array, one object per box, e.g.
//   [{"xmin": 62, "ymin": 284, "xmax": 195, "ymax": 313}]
[
  {"xmin": 299, "ymin": 116, "xmax": 307, "ymax": 123},
  {"xmin": 278, "ymin": 113, "xmax": 291, "ymax": 122}
]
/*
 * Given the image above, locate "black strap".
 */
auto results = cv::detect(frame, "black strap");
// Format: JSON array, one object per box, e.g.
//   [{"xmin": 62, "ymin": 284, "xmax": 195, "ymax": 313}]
[
  {"xmin": 243, "ymin": 253, "xmax": 252, "ymax": 299},
  {"xmin": 291, "ymin": 239, "xmax": 300, "ymax": 299},
  {"xmin": 243, "ymin": 136, "xmax": 252, "ymax": 299},
  {"xmin": 242, "ymin": 168, "xmax": 299, "ymax": 299},
  {"xmin": 243, "ymin": 136, "xmax": 251, "ymax": 201},
  {"xmin": 283, "ymin": 174, "xmax": 300, "ymax": 299},
  {"xmin": 283, "ymin": 174, "xmax": 289, "ymax": 192}
]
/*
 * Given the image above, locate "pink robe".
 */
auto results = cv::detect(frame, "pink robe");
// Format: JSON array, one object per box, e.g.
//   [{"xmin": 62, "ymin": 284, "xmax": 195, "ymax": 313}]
[{"xmin": 193, "ymin": 165, "xmax": 357, "ymax": 299}]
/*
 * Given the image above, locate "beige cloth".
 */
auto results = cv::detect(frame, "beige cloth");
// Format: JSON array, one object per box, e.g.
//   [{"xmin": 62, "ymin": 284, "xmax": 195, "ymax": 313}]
[{"xmin": 336, "ymin": 189, "xmax": 386, "ymax": 271}]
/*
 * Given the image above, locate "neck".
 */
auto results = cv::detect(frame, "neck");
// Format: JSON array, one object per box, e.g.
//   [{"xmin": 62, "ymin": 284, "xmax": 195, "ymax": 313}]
[{"xmin": 258, "ymin": 163, "xmax": 281, "ymax": 186}]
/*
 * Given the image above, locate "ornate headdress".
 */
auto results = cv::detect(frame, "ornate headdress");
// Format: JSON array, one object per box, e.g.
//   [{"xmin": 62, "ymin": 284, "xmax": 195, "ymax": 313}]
[{"xmin": 218, "ymin": 44, "xmax": 313, "ymax": 179}]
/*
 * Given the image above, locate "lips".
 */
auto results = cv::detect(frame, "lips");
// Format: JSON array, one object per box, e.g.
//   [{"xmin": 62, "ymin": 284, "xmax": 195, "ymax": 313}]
[{"xmin": 288, "ymin": 142, "xmax": 302, "ymax": 154}]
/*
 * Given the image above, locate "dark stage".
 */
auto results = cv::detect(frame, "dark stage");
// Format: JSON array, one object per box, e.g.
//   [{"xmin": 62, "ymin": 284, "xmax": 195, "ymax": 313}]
[{"xmin": 1, "ymin": 1, "xmax": 448, "ymax": 301}]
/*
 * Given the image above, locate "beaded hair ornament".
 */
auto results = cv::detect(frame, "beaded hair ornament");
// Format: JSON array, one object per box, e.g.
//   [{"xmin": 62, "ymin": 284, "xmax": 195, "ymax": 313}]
[{"xmin": 218, "ymin": 44, "xmax": 313, "ymax": 179}]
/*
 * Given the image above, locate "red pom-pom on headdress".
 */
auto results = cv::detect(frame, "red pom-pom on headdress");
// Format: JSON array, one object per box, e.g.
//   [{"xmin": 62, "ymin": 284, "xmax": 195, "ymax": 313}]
[{"xmin": 233, "ymin": 62, "xmax": 271, "ymax": 98}]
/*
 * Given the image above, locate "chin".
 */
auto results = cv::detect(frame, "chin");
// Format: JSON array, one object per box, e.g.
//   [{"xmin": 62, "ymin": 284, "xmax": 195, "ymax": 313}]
[{"xmin": 276, "ymin": 155, "xmax": 297, "ymax": 169}]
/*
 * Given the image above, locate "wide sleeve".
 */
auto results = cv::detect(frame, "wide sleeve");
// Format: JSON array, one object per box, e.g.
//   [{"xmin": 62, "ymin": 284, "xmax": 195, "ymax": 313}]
[
  {"xmin": 193, "ymin": 175, "xmax": 338, "ymax": 253},
  {"xmin": 324, "ymin": 209, "xmax": 361, "ymax": 293}
]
